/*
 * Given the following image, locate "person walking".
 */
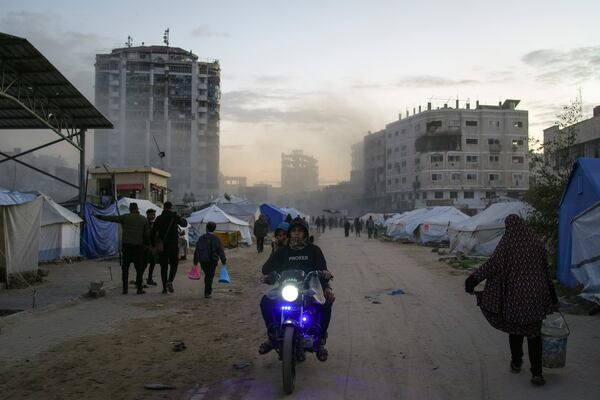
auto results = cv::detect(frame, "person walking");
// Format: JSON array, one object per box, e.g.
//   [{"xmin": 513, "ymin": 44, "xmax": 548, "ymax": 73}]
[
  {"xmin": 465, "ymin": 214, "xmax": 558, "ymax": 386},
  {"xmin": 151, "ymin": 201, "xmax": 188, "ymax": 294},
  {"xmin": 344, "ymin": 219, "xmax": 351, "ymax": 237},
  {"xmin": 193, "ymin": 221, "xmax": 227, "ymax": 298},
  {"xmin": 354, "ymin": 217, "xmax": 361, "ymax": 237},
  {"xmin": 145, "ymin": 209, "xmax": 158, "ymax": 286},
  {"xmin": 366, "ymin": 216, "xmax": 375, "ymax": 239},
  {"xmin": 316, "ymin": 216, "xmax": 322, "ymax": 232},
  {"xmin": 94, "ymin": 202, "xmax": 149, "ymax": 294},
  {"xmin": 321, "ymin": 215, "xmax": 326, "ymax": 233},
  {"xmin": 254, "ymin": 215, "xmax": 269, "ymax": 253}
]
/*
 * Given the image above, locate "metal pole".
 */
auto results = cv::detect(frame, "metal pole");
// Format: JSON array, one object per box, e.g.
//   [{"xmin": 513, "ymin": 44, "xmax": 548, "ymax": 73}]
[{"xmin": 79, "ymin": 129, "xmax": 87, "ymax": 217}]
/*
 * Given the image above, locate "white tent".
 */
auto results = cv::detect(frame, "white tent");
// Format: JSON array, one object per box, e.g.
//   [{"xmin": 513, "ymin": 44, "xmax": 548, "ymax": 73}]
[
  {"xmin": 117, "ymin": 197, "xmax": 163, "ymax": 216},
  {"xmin": 418, "ymin": 207, "xmax": 470, "ymax": 244},
  {"xmin": 385, "ymin": 208, "xmax": 431, "ymax": 239},
  {"xmin": 0, "ymin": 189, "xmax": 43, "ymax": 277},
  {"xmin": 571, "ymin": 201, "xmax": 600, "ymax": 304},
  {"xmin": 361, "ymin": 213, "xmax": 386, "ymax": 225},
  {"xmin": 39, "ymin": 195, "xmax": 83, "ymax": 261},
  {"xmin": 282, "ymin": 207, "xmax": 309, "ymax": 220},
  {"xmin": 216, "ymin": 202, "xmax": 259, "ymax": 226},
  {"xmin": 449, "ymin": 201, "xmax": 531, "ymax": 256},
  {"xmin": 187, "ymin": 204, "xmax": 252, "ymax": 245}
]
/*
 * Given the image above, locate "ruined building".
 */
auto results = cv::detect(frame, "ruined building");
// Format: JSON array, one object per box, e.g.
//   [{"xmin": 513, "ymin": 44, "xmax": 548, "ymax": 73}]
[
  {"xmin": 93, "ymin": 45, "xmax": 221, "ymax": 202},
  {"xmin": 281, "ymin": 150, "xmax": 319, "ymax": 194}
]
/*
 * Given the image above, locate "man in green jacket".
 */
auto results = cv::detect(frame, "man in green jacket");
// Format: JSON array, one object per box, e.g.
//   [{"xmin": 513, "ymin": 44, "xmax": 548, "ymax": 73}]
[{"xmin": 95, "ymin": 202, "xmax": 150, "ymax": 294}]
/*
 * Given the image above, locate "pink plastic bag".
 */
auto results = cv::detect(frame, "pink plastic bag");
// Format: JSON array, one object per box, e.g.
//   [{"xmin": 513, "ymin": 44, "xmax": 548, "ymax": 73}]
[{"xmin": 188, "ymin": 265, "xmax": 201, "ymax": 280}]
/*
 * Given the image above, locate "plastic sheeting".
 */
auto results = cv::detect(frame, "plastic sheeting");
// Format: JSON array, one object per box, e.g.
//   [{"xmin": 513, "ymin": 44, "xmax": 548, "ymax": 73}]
[
  {"xmin": 449, "ymin": 201, "xmax": 531, "ymax": 256},
  {"xmin": 38, "ymin": 195, "xmax": 82, "ymax": 261},
  {"xmin": 217, "ymin": 202, "xmax": 259, "ymax": 226},
  {"xmin": 117, "ymin": 197, "xmax": 163, "ymax": 216},
  {"xmin": 259, "ymin": 203, "xmax": 286, "ymax": 231},
  {"xmin": 0, "ymin": 196, "xmax": 43, "ymax": 275},
  {"xmin": 418, "ymin": 207, "xmax": 470, "ymax": 244},
  {"xmin": 187, "ymin": 204, "xmax": 252, "ymax": 245},
  {"xmin": 571, "ymin": 201, "xmax": 600, "ymax": 304},
  {"xmin": 385, "ymin": 208, "xmax": 431, "ymax": 239},
  {"xmin": 81, "ymin": 202, "xmax": 119, "ymax": 259},
  {"xmin": 558, "ymin": 158, "xmax": 600, "ymax": 287}
]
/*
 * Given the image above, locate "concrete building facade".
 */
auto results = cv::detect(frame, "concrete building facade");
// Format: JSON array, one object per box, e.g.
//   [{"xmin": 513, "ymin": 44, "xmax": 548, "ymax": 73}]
[
  {"xmin": 281, "ymin": 150, "xmax": 319, "ymax": 194},
  {"xmin": 88, "ymin": 166, "xmax": 170, "ymax": 206},
  {"xmin": 382, "ymin": 100, "xmax": 529, "ymax": 214},
  {"xmin": 362, "ymin": 130, "xmax": 387, "ymax": 210},
  {"xmin": 93, "ymin": 45, "xmax": 221, "ymax": 203}
]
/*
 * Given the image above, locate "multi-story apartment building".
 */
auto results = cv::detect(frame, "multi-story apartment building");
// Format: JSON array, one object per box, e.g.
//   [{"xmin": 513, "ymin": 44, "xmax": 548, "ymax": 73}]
[
  {"xmin": 362, "ymin": 130, "xmax": 387, "ymax": 210},
  {"xmin": 93, "ymin": 45, "xmax": 221, "ymax": 202},
  {"xmin": 543, "ymin": 105, "xmax": 600, "ymax": 166},
  {"xmin": 383, "ymin": 99, "xmax": 529, "ymax": 214},
  {"xmin": 350, "ymin": 141, "xmax": 364, "ymax": 186},
  {"xmin": 281, "ymin": 150, "xmax": 319, "ymax": 194}
]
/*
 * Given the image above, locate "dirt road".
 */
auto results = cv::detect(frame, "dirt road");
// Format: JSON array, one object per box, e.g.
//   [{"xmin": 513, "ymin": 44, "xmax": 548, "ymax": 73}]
[{"xmin": 1, "ymin": 232, "xmax": 599, "ymax": 399}]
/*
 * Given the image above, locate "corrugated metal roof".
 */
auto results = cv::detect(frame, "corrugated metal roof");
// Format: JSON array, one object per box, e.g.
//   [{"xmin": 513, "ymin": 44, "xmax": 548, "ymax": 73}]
[{"xmin": 0, "ymin": 32, "xmax": 113, "ymax": 130}]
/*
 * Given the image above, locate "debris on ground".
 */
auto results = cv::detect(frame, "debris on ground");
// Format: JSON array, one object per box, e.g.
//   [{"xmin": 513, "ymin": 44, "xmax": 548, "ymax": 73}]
[
  {"xmin": 387, "ymin": 289, "xmax": 406, "ymax": 296},
  {"xmin": 439, "ymin": 254, "xmax": 485, "ymax": 271},
  {"xmin": 365, "ymin": 295, "xmax": 382, "ymax": 304},
  {"xmin": 144, "ymin": 383, "xmax": 176, "ymax": 390},
  {"xmin": 233, "ymin": 361, "xmax": 252, "ymax": 369},
  {"xmin": 87, "ymin": 281, "xmax": 106, "ymax": 298},
  {"xmin": 170, "ymin": 340, "xmax": 187, "ymax": 352}
]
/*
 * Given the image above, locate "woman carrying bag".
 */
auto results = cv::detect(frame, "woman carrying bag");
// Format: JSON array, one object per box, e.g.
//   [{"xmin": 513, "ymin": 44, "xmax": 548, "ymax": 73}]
[
  {"xmin": 193, "ymin": 221, "xmax": 227, "ymax": 298},
  {"xmin": 465, "ymin": 214, "xmax": 559, "ymax": 386}
]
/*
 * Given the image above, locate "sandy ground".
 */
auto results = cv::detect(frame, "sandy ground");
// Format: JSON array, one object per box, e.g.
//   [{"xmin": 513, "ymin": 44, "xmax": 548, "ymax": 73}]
[{"xmin": 1, "ymin": 232, "xmax": 600, "ymax": 399}]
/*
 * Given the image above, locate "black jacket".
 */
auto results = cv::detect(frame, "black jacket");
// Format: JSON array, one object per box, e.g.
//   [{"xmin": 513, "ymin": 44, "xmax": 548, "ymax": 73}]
[
  {"xmin": 151, "ymin": 210, "xmax": 188, "ymax": 246},
  {"xmin": 262, "ymin": 243, "xmax": 329, "ymax": 288}
]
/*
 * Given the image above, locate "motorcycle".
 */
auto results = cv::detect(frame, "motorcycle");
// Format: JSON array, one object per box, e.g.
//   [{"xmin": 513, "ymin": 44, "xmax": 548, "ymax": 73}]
[{"xmin": 264, "ymin": 269, "xmax": 330, "ymax": 394}]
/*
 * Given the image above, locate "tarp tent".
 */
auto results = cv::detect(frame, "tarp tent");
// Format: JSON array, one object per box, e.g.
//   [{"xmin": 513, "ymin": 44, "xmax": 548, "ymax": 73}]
[
  {"xmin": 0, "ymin": 189, "xmax": 43, "ymax": 277},
  {"xmin": 38, "ymin": 194, "xmax": 83, "ymax": 261},
  {"xmin": 571, "ymin": 200, "xmax": 600, "ymax": 304},
  {"xmin": 449, "ymin": 201, "xmax": 531, "ymax": 256},
  {"xmin": 385, "ymin": 208, "xmax": 430, "ymax": 239},
  {"xmin": 217, "ymin": 202, "xmax": 259, "ymax": 226},
  {"xmin": 361, "ymin": 213, "xmax": 385, "ymax": 225},
  {"xmin": 418, "ymin": 207, "xmax": 470, "ymax": 244},
  {"xmin": 260, "ymin": 203, "xmax": 286, "ymax": 230},
  {"xmin": 82, "ymin": 202, "xmax": 119, "ymax": 258},
  {"xmin": 282, "ymin": 207, "xmax": 309, "ymax": 220},
  {"xmin": 558, "ymin": 158, "xmax": 600, "ymax": 287},
  {"xmin": 187, "ymin": 204, "xmax": 252, "ymax": 245}
]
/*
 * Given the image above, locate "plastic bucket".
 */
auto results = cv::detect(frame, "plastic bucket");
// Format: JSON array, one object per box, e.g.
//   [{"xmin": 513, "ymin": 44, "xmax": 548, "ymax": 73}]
[{"xmin": 541, "ymin": 312, "xmax": 570, "ymax": 369}]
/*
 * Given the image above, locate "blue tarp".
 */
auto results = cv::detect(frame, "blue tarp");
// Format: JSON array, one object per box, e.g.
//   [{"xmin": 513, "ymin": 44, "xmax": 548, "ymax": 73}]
[
  {"xmin": 259, "ymin": 203, "xmax": 286, "ymax": 230},
  {"xmin": 558, "ymin": 158, "xmax": 600, "ymax": 287},
  {"xmin": 0, "ymin": 187, "xmax": 38, "ymax": 205},
  {"xmin": 81, "ymin": 202, "xmax": 119, "ymax": 259}
]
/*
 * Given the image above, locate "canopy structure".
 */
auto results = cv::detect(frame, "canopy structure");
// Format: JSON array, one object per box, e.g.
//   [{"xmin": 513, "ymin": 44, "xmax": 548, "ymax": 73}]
[
  {"xmin": 385, "ymin": 208, "xmax": 430, "ymax": 239},
  {"xmin": 0, "ymin": 188, "xmax": 43, "ymax": 284},
  {"xmin": 0, "ymin": 33, "xmax": 113, "ymax": 215},
  {"xmin": 117, "ymin": 197, "xmax": 163, "ymax": 216},
  {"xmin": 449, "ymin": 201, "xmax": 531, "ymax": 256},
  {"xmin": 260, "ymin": 203, "xmax": 286, "ymax": 230},
  {"xmin": 417, "ymin": 207, "xmax": 470, "ymax": 244},
  {"xmin": 558, "ymin": 158, "xmax": 600, "ymax": 287},
  {"xmin": 187, "ymin": 204, "xmax": 252, "ymax": 245},
  {"xmin": 571, "ymin": 200, "xmax": 600, "ymax": 304},
  {"xmin": 215, "ymin": 201, "xmax": 259, "ymax": 226},
  {"xmin": 37, "ymin": 193, "xmax": 82, "ymax": 261},
  {"xmin": 281, "ymin": 207, "xmax": 309, "ymax": 220}
]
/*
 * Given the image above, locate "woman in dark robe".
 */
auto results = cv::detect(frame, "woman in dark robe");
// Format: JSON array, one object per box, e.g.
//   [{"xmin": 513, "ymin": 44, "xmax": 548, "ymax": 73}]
[{"xmin": 465, "ymin": 214, "xmax": 558, "ymax": 386}]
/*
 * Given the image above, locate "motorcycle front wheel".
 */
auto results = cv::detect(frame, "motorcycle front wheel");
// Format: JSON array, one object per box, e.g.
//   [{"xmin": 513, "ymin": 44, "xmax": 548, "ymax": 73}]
[{"xmin": 282, "ymin": 325, "xmax": 296, "ymax": 394}]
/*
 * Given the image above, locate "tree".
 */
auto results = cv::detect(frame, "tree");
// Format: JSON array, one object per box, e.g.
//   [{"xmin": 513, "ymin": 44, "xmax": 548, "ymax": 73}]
[{"xmin": 526, "ymin": 92, "xmax": 583, "ymax": 266}]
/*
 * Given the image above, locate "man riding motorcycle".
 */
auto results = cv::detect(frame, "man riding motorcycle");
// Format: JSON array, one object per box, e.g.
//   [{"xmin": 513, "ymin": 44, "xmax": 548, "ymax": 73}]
[{"xmin": 259, "ymin": 217, "xmax": 335, "ymax": 361}]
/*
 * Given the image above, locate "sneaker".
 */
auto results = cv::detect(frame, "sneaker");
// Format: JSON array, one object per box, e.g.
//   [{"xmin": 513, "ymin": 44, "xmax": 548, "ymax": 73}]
[
  {"xmin": 204, "ymin": 294, "xmax": 212, "ymax": 299},
  {"xmin": 147, "ymin": 280, "xmax": 157, "ymax": 286},
  {"xmin": 510, "ymin": 360, "xmax": 522, "ymax": 373},
  {"xmin": 531, "ymin": 375, "xmax": 546, "ymax": 386},
  {"xmin": 167, "ymin": 282, "xmax": 174, "ymax": 293}
]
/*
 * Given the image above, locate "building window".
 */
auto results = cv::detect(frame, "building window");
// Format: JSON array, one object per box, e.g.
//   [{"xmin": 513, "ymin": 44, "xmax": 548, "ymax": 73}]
[
  {"xmin": 430, "ymin": 154, "xmax": 443, "ymax": 163},
  {"xmin": 387, "ymin": 149, "xmax": 392, "ymax": 155},
  {"xmin": 401, "ymin": 177, "xmax": 406, "ymax": 183},
  {"xmin": 431, "ymin": 173, "xmax": 442, "ymax": 181},
  {"xmin": 451, "ymin": 173, "xmax": 461, "ymax": 181},
  {"xmin": 449, "ymin": 120, "xmax": 460, "ymax": 127},
  {"xmin": 408, "ymin": 193, "xmax": 413, "ymax": 200},
  {"xmin": 489, "ymin": 155, "xmax": 500, "ymax": 163},
  {"xmin": 395, "ymin": 178, "xmax": 399, "ymax": 184},
  {"xmin": 387, "ymin": 163, "xmax": 392, "ymax": 170},
  {"xmin": 466, "ymin": 120, "xmax": 478, "ymax": 127},
  {"xmin": 387, "ymin": 132, "xmax": 392, "ymax": 138},
  {"xmin": 513, "ymin": 121, "xmax": 523, "ymax": 128},
  {"xmin": 489, "ymin": 120, "xmax": 501, "ymax": 127},
  {"xmin": 401, "ymin": 193, "xmax": 405, "ymax": 200},
  {"xmin": 512, "ymin": 156, "xmax": 525, "ymax": 164},
  {"xmin": 488, "ymin": 138, "xmax": 500, "ymax": 145},
  {"xmin": 448, "ymin": 155, "xmax": 460, "ymax": 162},
  {"xmin": 435, "ymin": 191, "xmax": 444, "ymax": 199},
  {"xmin": 466, "ymin": 155, "xmax": 479, "ymax": 163},
  {"xmin": 466, "ymin": 138, "xmax": 478, "ymax": 145},
  {"xmin": 422, "ymin": 192, "xmax": 427, "ymax": 199},
  {"xmin": 415, "ymin": 193, "xmax": 420, "ymax": 199},
  {"xmin": 464, "ymin": 191, "xmax": 475, "ymax": 199},
  {"xmin": 395, "ymin": 131, "xmax": 399, "ymax": 136},
  {"xmin": 488, "ymin": 174, "xmax": 500, "ymax": 182},
  {"xmin": 466, "ymin": 173, "xmax": 478, "ymax": 181},
  {"xmin": 513, "ymin": 173, "xmax": 524, "ymax": 186},
  {"xmin": 414, "ymin": 158, "xmax": 420, "ymax": 165},
  {"xmin": 387, "ymin": 179, "xmax": 392, "ymax": 185},
  {"xmin": 450, "ymin": 191, "xmax": 458, "ymax": 199},
  {"xmin": 512, "ymin": 139, "xmax": 524, "ymax": 146},
  {"xmin": 401, "ymin": 161, "xmax": 407, "ymax": 167}
]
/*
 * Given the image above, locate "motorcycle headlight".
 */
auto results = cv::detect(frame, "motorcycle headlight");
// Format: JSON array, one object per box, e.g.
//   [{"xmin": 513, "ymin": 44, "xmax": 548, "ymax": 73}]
[{"xmin": 281, "ymin": 284, "xmax": 299, "ymax": 302}]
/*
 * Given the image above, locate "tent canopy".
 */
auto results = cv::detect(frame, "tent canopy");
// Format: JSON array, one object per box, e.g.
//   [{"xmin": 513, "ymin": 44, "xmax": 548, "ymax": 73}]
[
  {"xmin": 386, "ymin": 208, "xmax": 431, "ymax": 239},
  {"xmin": 558, "ymin": 158, "xmax": 600, "ymax": 287},
  {"xmin": 571, "ymin": 200, "xmax": 600, "ymax": 304},
  {"xmin": 418, "ymin": 207, "xmax": 470, "ymax": 244},
  {"xmin": 117, "ymin": 197, "xmax": 163, "ymax": 216},
  {"xmin": 260, "ymin": 203, "xmax": 286, "ymax": 230},
  {"xmin": 449, "ymin": 201, "xmax": 531, "ymax": 255},
  {"xmin": 187, "ymin": 204, "xmax": 252, "ymax": 245},
  {"xmin": 281, "ymin": 207, "xmax": 309, "ymax": 220}
]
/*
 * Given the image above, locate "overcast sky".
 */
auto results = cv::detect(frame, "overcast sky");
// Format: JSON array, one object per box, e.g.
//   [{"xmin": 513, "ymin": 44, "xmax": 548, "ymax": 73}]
[{"xmin": 1, "ymin": 0, "xmax": 599, "ymax": 185}]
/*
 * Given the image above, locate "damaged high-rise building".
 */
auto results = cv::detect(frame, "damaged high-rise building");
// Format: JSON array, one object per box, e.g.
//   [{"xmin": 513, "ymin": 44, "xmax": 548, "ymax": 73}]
[{"xmin": 93, "ymin": 45, "xmax": 221, "ymax": 202}]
